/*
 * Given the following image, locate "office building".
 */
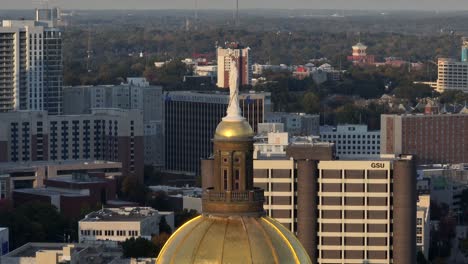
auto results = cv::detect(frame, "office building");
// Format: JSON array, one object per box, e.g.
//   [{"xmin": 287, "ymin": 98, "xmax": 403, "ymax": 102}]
[
  {"xmin": 417, "ymin": 194, "xmax": 430, "ymax": 259},
  {"xmin": 13, "ymin": 172, "xmax": 119, "ymax": 218},
  {"xmin": 0, "ymin": 227, "xmax": 8, "ymax": 256},
  {"xmin": 435, "ymin": 58, "xmax": 468, "ymax": 93},
  {"xmin": 0, "ymin": 174, "xmax": 9, "ymax": 201},
  {"xmin": 216, "ymin": 42, "xmax": 251, "ymax": 88},
  {"xmin": 79, "ymin": 207, "xmax": 174, "ymax": 246},
  {"xmin": 0, "ymin": 14, "xmax": 63, "ymax": 114},
  {"xmin": 252, "ymin": 139, "xmax": 416, "ymax": 264},
  {"xmin": 266, "ymin": 112, "xmax": 319, "ymax": 136},
  {"xmin": 164, "ymin": 91, "xmax": 270, "ymax": 175},
  {"xmin": 320, "ymin": 124, "xmax": 381, "ymax": 159},
  {"xmin": 63, "ymin": 78, "xmax": 164, "ymax": 167},
  {"xmin": 254, "ymin": 131, "xmax": 290, "ymax": 158},
  {"xmin": 381, "ymin": 114, "xmax": 468, "ymax": 164},
  {"xmin": 0, "ymin": 160, "xmax": 121, "ymax": 198},
  {"xmin": 0, "ymin": 109, "xmax": 144, "ymax": 181},
  {"xmin": 1, "ymin": 243, "xmax": 123, "ymax": 264}
]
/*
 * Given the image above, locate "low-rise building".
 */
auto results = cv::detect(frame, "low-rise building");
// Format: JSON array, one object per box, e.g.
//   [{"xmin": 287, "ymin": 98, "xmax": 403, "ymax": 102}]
[
  {"xmin": 0, "ymin": 160, "xmax": 121, "ymax": 199},
  {"xmin": 13, "ymin": 172, "xmax": 119, "ymax": 218},
  {"xmin": 78, "ymin": 207, "xmax": 174, "ymax": 247},
  {"xmin": 1, "ymin": 243, "xmax": 121, "ymax": 264},
  {"xmin": 0, "ymin": 227, "xmax": 8, "ymax": 256},
  {"xmin": 320, "ymin": 124, "xmax": 381, "ymax": 159}
]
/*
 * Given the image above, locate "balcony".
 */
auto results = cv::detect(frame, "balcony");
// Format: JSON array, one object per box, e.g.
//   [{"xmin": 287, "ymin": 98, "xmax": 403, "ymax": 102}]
[{"xmin": 203, "ymin": 188, "xmax": 264, "ymax": 203}]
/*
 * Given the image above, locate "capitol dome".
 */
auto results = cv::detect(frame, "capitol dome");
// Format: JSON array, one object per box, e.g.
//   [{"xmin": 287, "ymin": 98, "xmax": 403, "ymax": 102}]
[{"xmin": 157, "ymin": 215, "xmax": 311, "ymax": 263}]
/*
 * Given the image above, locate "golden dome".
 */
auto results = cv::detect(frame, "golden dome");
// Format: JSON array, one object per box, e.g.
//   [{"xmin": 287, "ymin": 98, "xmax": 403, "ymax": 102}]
[
  {"xmin": 156, "ymin": 215, "xmax": 311, "ymax": 264},
  {"xmin": 214, "ymin": 119, "xmax": 254, "ymax": 140}
]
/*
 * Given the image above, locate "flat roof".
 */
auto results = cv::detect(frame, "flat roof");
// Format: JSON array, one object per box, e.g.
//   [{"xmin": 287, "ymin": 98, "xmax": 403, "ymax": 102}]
[
  {"xmin": 46, "ymin": 175, "xmax": 109, "ymax": 184},
  {"xmin": 14, "ymin": 188, "xmax": 87, "ymax": 198},
  {"xmin": 81, "ymin": 207, "xmax": 159, "ymax": 222},
  {"xmin": 0, "ymin": 160, "xmax": 121, "ymax": 172}
]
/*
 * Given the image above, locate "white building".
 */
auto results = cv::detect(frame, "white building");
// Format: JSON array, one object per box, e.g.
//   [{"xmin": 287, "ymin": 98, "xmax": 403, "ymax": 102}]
[
  {"xmin": 0, "ymin": 227, "xmax": 8, "ymax": 256},
  {"xmin": 266, "ymin": 112, "xmax": 319, "ymax": 136},
  {"xmin": 320, "ymin": 124, "xmax": 381, "ymax": 159},
  {"xmin": 79, "ymin": 207, "xmax": 174, "ymax": 247},
  {"xmin": 194, "ymin": 65, "xmax": 217, "ymax": 77},
  {"xmin": 0, "ymin": 13, "xmax": 63, "ymax": 114},
  {"xmin": 417, "ymin": 194, "xmax": 430, "ymax": 259},
  {"xmin": 254, "ymin": 132, "xmax": 289, "ymax": 159}
]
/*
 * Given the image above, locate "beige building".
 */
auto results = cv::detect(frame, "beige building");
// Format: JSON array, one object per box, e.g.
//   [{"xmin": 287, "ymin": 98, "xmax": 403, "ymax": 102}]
[
  {"xmin": 417, "ymin": 194, "xmax": 430, "ymax": 259},
  {"xmin": 436, "ymin": 58, "xmax": 468, "ymax": 93},
  {"xmin": 253, "ymin": 143, "xmax": 416, "ymax": 263},
  {"xmin": 79, "ymin": 207, "xmax": 174, "ymax": 247}
]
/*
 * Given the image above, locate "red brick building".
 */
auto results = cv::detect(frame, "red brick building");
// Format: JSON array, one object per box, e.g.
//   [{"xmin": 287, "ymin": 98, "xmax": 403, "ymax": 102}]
[{"xmin": 381, "ymin": 114, "xmax": 468, "ymax": 164}]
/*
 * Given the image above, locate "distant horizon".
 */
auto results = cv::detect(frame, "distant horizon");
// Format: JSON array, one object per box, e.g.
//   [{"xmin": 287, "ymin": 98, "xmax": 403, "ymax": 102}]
[{"xmin": 2, "ymin": 0, "xmax": 468, "ymax": 12}]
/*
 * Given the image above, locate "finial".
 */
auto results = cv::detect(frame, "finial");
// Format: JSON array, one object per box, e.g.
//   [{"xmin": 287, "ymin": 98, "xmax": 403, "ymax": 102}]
[{"xmin": 223, "ymin": 57, "xmax": 244, "ymax": 121}]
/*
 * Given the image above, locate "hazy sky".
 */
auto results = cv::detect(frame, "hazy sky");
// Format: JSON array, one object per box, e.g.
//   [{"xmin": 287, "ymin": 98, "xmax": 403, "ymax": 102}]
[{"xmin": 2, "ymin": 0, "xmax": 467, "ymax": 11}]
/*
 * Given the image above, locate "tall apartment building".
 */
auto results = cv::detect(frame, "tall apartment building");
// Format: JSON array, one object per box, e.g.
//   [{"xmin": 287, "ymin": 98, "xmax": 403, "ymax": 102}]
[
  {"xmin": 0, "ymin": 109, "xmax": 144, "ymax": 182},
  {"xmin": 0, "ymin": 13, "xmax": 63, "ymax": 114},
  {"xmin": 251, "ymin": 141, "xmax": 416, "ymax": 264},
  {"xmin": 320, "ymin": 124, "xmax": 381, "ymax": 160},
  {"xmin": 165, "ymin": 91, "xmax": 270, "ymax": 175},
  {"xmin": 63, "ymin": 78, "xmax": 164, "ymax": 167},
  {"xmin": 381, "ymin": 114, "xmax": 468, "ymax": 164},
  {"xmin": 216, "ymin": 42, "xmax": 251, "ymax": 88},
  {"xmin": 266, "ymin": 112, "xmax": 320, "ymax": 136}
]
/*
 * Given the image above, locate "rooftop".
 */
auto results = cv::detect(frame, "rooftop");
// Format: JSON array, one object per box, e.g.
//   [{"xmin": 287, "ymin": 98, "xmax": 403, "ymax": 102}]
[
  {"xmin": 81, "ymin": 207, "xmax": 160, "ymax": 222},
  {"xmin": 14, "ymin": 188, "xmax": 87, "ymax": 198}
]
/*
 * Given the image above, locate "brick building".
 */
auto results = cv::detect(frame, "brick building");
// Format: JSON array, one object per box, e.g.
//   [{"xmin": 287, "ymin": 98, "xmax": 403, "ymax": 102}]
[{"xmin": 381, "ymin": 114, "xmax": 468, "ymax": 164}]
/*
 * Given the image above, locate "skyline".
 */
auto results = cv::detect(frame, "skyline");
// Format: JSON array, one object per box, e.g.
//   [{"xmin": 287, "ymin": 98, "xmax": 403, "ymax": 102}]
[{"xmin": 2, "ymin": 0, "xmax": 468, "ymax": 11}]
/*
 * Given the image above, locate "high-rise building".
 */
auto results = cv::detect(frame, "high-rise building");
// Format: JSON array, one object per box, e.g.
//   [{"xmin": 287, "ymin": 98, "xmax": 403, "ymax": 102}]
[
  {"xmin": 0, "ymin": 13, "xmax": 63, "ymax": 114},
  {"xmin": 381, "ymin": 114, "xmax": 468, "ymax": 164},
  {"xmin": 253, "ymin": 142, "xmax": 416, "ymax": 264},
  {"xmin": 0, "ymin": 109, "xmax": 144, "ymax": 182},
  {"xmin": 417, "ymin": 194, "xmax": 430, "ymax": 259},
  {"xmin": 462, "ymin": 37, "xmax": 468, "ymax": 62},
  {"xmin": 63, "ymin": 78, "xmax": 164, "ymax": 168},
  {"xmin": 216, "ymin": 42, "xmax": 251, "ymax": 88},
  {"xmin": 164, "ymin": 91, "xmax": 270, "ymax": 175}
]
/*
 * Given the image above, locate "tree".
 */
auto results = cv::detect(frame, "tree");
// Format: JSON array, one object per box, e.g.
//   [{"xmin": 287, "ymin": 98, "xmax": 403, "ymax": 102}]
[
  {"xmin": 417, "ymin": 251, "xmax": 428, "ymax": 264},
  {"xmin": 175, "ymin": 209, "xmax": 200, "ymax": 228},
  {"xmin": 121, "ymin": 177, "xmax": 149, "ymax": 205},
  {"xmin": 301, "ymin": 92, "xmax": 320, "ymax": 114},
  {"xmin": 152, "ymin": 232, "xmax": 171, "ymax": 255},
  {"xmin": 159, "ymin": 216, "xmax": 172, "ymax": 235},
  {"xmin": 121, "ymin": 237, "xmax": 157, "ymax": 258},
  {"xmin": 0, "ymin": 201, "xmax": 68, "ymax": 249},
  {"xmin": 393, "ymin": 83, "xmax": 436, "ymax": 102}
]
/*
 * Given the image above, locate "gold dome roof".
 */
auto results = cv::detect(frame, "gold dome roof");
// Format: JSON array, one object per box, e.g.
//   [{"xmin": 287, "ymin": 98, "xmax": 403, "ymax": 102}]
[
  {"xmin": 214, "ymin": 119, "xmax": 254, "ymax": 140},
  {"xmin": 156, "ymin": 215, "xmax": 311, "ymax": 264}
]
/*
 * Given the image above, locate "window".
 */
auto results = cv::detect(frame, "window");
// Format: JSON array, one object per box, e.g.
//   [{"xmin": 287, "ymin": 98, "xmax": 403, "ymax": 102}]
[
  {"xmin": 417, "ymin": 218, "xmax": 422, "ymax": 225},
  {"xmin": 417, "ymin": 227, "xmax": 422, "ymax": 235}
]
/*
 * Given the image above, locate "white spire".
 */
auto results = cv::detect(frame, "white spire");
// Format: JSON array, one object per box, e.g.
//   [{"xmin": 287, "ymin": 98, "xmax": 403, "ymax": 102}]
[{"xmin": 223, "ymin": 57, "xmax": 244, "ymax": 121}]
